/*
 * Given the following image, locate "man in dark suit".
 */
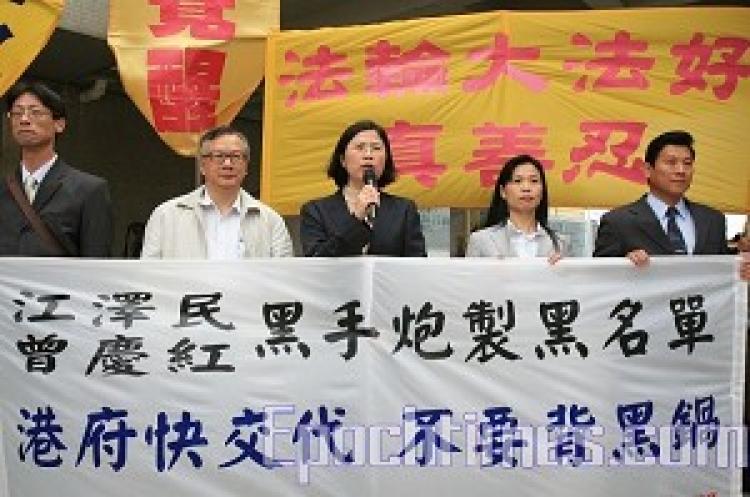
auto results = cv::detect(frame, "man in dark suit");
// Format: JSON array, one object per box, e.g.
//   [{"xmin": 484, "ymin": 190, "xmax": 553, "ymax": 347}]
[
  {"xmin": 0, "ymin": 81, "xmax": 113, "ymax": 257},
  {"xmin": 594, "ymin": 130, "xmax": 749, "ymax": 278}
]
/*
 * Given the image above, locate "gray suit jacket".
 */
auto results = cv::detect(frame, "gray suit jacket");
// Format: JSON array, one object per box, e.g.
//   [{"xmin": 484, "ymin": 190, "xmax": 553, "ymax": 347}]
[
  {"xmin": 466, "ymin": 223, "xmax": 561, "ymax": 258},
  {"xmin": 0, "ymin": 159, "xmax": 113, "ymax": 257},
  {"xmin": 593, "ymin": 195, "xmax": 729, "ymax": 257}
]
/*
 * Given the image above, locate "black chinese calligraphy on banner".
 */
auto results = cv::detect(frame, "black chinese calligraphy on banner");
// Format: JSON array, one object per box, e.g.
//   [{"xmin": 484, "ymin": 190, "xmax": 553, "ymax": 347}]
[{"xmin": 0, "ymin": 256, "xmax": 745, "ymax": 496}]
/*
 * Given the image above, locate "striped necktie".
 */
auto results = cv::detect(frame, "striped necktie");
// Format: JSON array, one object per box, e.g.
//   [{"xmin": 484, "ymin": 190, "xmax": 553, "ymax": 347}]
[{"xmin": 665, "ymin": 206, "xmax": 687, "ymax": 255}]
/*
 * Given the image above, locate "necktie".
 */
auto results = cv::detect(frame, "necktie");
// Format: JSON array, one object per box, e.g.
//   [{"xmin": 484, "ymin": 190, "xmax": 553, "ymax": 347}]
[
  {"xmin": 665, "ymin": 206, "xmax": 687, "ymax": 255},
  {"xmin": 24, "ymin": 176, "xmax": 38, "ymax": 204}
]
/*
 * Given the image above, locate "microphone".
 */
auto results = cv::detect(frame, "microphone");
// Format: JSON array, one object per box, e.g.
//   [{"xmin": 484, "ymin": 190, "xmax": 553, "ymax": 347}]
[{"xmin": 362, "ymin": 166, "xmax": 377, "ymax": 223}]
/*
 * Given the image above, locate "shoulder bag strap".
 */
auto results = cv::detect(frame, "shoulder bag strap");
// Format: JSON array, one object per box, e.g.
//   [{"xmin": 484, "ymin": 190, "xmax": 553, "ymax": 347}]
[{"xmin": 4, "ymin": 174, "xmax": 66, "ymax": 256}]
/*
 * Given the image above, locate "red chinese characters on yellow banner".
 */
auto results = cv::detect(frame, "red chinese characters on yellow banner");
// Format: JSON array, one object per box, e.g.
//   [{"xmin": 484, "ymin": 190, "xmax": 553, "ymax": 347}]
[
  {"xmin": 110, "ymin": 0, "xmax": 279, "ymax": 155},
  {"xmin": 149, "ymin": 0, "xmax": 237, "ymax": 39},
  {"xmin": 147, "ymin": 47, "xmax": 226, "ymax": 133},
  {"xmin": 262, "ymin": 9, "xmax": 750, "ymax": 214}
]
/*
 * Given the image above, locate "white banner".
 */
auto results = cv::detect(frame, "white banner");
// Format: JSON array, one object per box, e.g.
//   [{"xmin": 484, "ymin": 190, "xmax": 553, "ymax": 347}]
[{"xmin": 0, "ymin": 257, "xmax": 745, "ymax": 497}]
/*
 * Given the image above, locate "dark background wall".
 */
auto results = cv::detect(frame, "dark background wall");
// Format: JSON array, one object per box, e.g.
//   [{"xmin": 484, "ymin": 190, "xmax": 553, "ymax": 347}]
[{"xmin": 0, "ymin": 83, "xmax": 269, "ymax": 257}]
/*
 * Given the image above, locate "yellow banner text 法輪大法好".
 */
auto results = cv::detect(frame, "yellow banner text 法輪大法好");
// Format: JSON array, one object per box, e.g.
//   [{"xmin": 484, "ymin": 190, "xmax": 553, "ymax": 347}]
[{"xmin": 262, "ymin": 8, "xmax": 750, "ymax": 214}]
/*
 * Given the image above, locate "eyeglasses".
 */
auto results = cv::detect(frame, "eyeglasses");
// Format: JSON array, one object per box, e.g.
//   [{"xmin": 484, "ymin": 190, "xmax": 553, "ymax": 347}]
[
  {"xmin": 351, "ymin": 142, "xmax": 384, "ymax": 153},
  {"xmin": 201, "ymin": 151, "xmax": 247, "ymax": 163},
  {"xmin": 8, "ymin": 107, "xmax": 53, "ymax": 120}
]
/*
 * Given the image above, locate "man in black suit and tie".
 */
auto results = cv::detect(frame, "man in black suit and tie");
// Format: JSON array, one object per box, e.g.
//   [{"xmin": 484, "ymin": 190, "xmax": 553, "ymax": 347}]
[
  {"xmin": 594, "ymin": 130, "xmax": 749, "ymax": 278},
  {"xmin": 0, "ymin": 81, "xmax": 113, "ymax": 256}
]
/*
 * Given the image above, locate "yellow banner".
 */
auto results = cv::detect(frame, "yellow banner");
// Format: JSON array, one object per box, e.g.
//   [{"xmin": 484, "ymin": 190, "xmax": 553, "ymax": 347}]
[
  {"xmin": 0, "ymin": 0, "xmax": 64, "ymax": 94},
  {"xmin": 262, "ymin": 8, "xmax": 750, "ymax": 215},
  {"xmin": 109, "ymin": 0, "xmax": 279, "ymax": 156}
]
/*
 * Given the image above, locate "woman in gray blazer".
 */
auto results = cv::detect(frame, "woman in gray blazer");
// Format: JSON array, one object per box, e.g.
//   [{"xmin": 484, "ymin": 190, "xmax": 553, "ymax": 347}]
[{"xmin": 466, "ymin": 154, "xmax": 562, "ymax": 264}]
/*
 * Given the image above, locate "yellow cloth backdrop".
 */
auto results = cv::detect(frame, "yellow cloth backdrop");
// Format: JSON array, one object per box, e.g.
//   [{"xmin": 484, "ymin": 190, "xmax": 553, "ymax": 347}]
[
  {"xmin": 0, "ymin": 0, "xmax": 64, "ymax": 95},
  {"xmin": 262, "ymin": 8, "xmax": 750, "ymax": 214},
  {"xmin": 109, "ymin": 0, "xmax": 279, "ymax": 156}
]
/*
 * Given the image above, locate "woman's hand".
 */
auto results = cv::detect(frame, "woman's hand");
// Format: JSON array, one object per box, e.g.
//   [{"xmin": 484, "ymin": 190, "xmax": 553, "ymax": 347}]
[
  {"xmin": 351, "ymin": 185, "xmax": 380, "ymax": 221},
  {"xmin": 547, "ymin": 251, "xmax": 562, "ymax": 265}
]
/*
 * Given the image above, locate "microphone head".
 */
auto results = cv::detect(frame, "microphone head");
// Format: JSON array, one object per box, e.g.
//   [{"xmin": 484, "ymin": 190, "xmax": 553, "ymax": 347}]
[{"xmin": 362, "ymin": 166, "xmax": 377, "ymax": 186}]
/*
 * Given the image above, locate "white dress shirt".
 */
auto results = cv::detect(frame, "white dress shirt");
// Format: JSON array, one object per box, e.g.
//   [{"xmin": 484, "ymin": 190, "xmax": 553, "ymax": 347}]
[
  {"xmin": 199, "ymin": 189, "xmax": 244, "ymax": 260},
  {"xmin": 506, "ymin": 219, "xmax": 546, "ymax": 259},
  {"xmin": 646, "ymin": 193, "xmax": 696, "ymax": 254},
  {"xmin": 21, "ymin": 154, "xmax": 57, "ymax": 192}
]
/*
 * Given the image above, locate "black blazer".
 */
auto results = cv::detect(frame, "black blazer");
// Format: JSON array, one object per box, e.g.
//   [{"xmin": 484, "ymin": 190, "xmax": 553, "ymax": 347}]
[
  {"xmin": 593, "ymin": 195, "xmax": 729, "ymax": 257},
  {"xmin": 0, "ymin": 159, "xmax": 113, "ymax": 257},
  {"xmin": 300, "ymin": 191, "xmax": 426, "ymax": 257}
]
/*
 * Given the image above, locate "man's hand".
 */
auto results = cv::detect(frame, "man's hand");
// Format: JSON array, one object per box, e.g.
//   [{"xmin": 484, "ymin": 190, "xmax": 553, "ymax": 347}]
[{"xmin": 626, "ymin": 249, "xmax": 650, "ymax": 267}]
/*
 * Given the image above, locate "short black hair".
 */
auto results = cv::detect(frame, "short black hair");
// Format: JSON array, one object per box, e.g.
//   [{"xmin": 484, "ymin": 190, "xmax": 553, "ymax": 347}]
[
  {"xmin": 645, "ymin": 130, "xmax": 695, "ymax": 166},
  {"xmin": 6, "ymin": 80, "xmax": 66, "ymax": 120},
  {"xmin": 326, "ymin": 120, "xmax": 396, "ymax": 189}
]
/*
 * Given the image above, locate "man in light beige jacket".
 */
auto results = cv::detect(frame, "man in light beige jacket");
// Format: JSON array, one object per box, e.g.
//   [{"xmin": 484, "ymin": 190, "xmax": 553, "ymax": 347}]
[{"xmin": 141, "ymin": 126, "xmax": 292, "ymax": 259}]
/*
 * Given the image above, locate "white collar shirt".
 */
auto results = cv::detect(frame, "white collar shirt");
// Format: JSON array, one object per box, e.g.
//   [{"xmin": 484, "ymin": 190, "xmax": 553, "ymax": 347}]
[
  {"xmin": 646, "ymin": 193, "xmax": 696, "ymax": 254},
  {"xmin": 199, "ymin": 188, "xmax": 244, "ymax": 260},
  {"xmin": 21, "ymin": 154, "xmax": 57, "ymax": 187},
  {"xmin": 506, "ymin": 219, "xmax": 545, "ymax": 258}
]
